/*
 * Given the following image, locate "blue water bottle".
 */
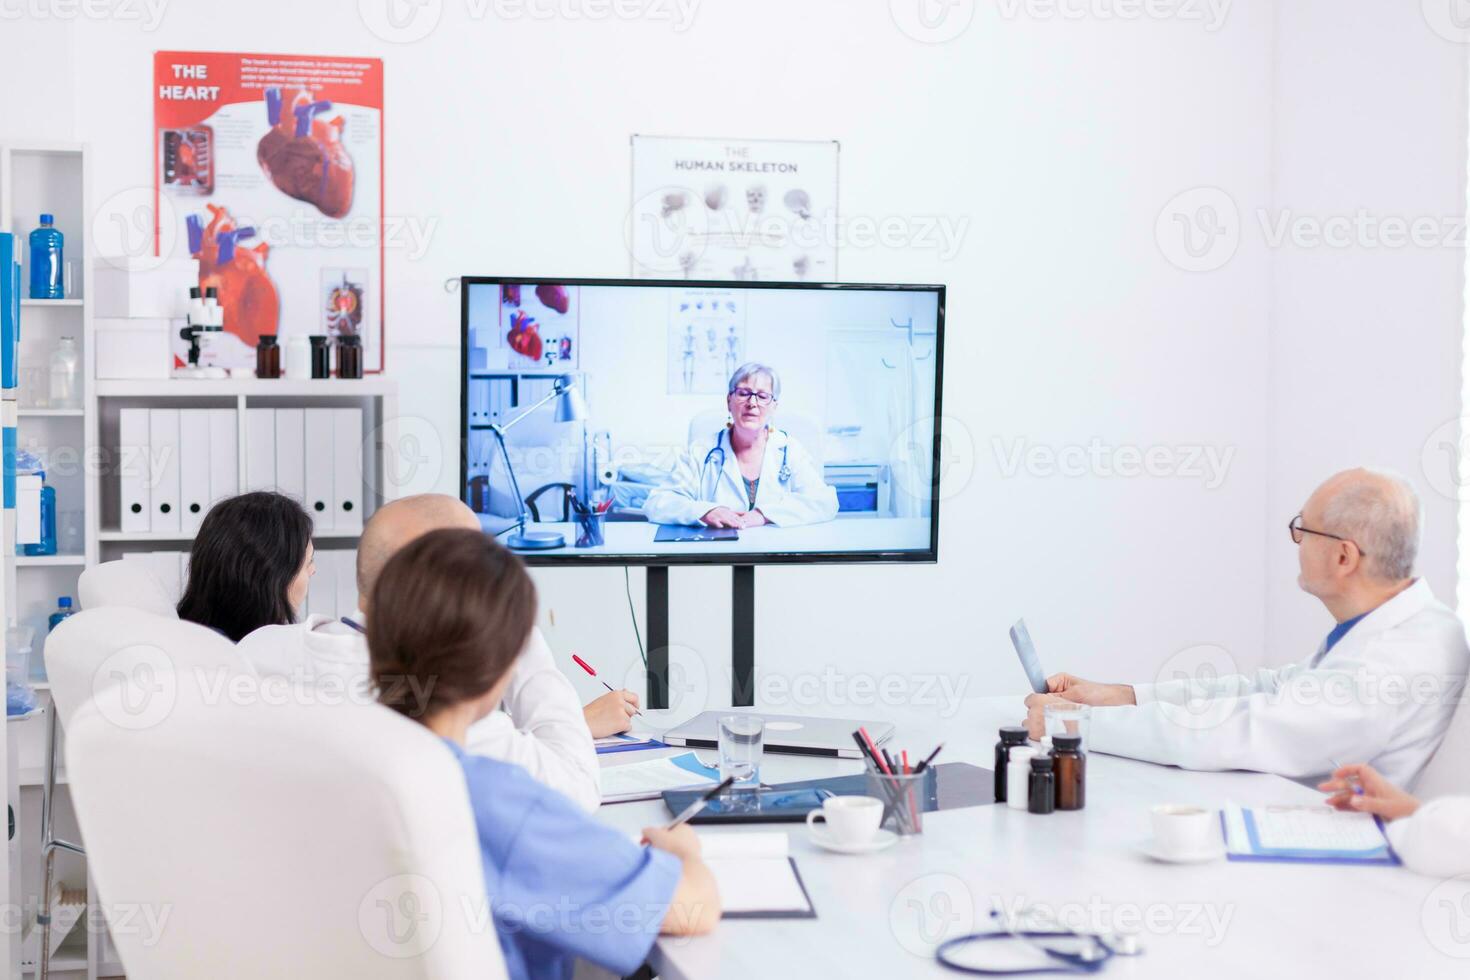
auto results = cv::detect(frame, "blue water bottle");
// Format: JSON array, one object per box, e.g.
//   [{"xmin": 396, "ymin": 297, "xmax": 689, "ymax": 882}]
[
  {"xmin": 28, "ymin": 214, "xmax": 64, "ymax": 300},
  {"xmin": 47, "ymin": 597, "xmax": 74, "ymax": 633},
  {"xmin": 23, "ymin": 483, "xmax": 56, "ymax": 556}
]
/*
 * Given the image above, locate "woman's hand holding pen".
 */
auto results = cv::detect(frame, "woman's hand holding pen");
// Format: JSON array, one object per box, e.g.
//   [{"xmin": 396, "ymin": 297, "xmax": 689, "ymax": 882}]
[
  {"xmin": 1318, "ymin": 763, "xmax": 1421, "ymax": 821},
  {"xmin": 583, "ymin": 689, "xmax": 641, "ymax": 738}
]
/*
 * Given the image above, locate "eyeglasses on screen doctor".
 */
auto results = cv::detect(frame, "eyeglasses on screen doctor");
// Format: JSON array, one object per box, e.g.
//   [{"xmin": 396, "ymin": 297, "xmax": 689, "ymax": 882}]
[
  {"xmin": 730, "ymin": 387, "xmax": 775, "ymax": 405},
  {"xmin": 1288, "ymin": 514, "xmax": 1368, "ymax": 556}
]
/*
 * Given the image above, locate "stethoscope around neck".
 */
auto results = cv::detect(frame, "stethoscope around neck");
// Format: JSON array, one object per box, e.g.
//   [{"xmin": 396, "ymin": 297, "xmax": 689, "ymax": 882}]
[{"xmin": 701, "ymin": 426, "xmax": 792, "ymax": 488}]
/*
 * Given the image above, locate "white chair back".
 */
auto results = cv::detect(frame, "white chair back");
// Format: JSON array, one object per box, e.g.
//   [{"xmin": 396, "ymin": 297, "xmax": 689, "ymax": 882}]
[
  {"xmin": 1416, "ymin": 687, "xmax": 1470, "ymax": 798},
  {"xmin": 60, "ymin": 609, "xmax": 506, "ymax": 979},
  {"xmin": 78, "ymin": 559, "xmax": 179, "ymax": 617},
  {"xmin": 45, "ymin": 606, "xmax": 238, "ymax": 730}
]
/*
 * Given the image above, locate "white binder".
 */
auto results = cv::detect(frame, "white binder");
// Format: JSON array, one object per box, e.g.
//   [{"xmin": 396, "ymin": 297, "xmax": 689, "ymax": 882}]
[
  {"xmin": 179, "ymin": 410, "xmax": 211, "ymax": 535},
  {"xmin": 307, "ymin": 548, "xmax": 337, "ymax": 619},
  {"xmin": 119, "ymin": 407, "xmax": 151, "ymax": 533},
  {"xmin": 333, "ymin": 408, "xmax": 364, "ymax": 531},
  {"xmin": 274, "ymin": 409, "xmax": 305, "ymax": 504},
  {"xmin": 149, "ymin": 409, "xmax": 181, "ymax": 534},
  {"xmin": 303, "ymin": 409, "xmax": 335, "ymax": 531},
  {"xmin": 244, "ymin": 409, "xmax": 275, "ymax": 493},
  {"xmin": 208, "ymin": 409, "xmax": 238, "ymax": 506},
  {"xmin": 334, "ymin": 550, "xmax": 359, "ymax": 618}
]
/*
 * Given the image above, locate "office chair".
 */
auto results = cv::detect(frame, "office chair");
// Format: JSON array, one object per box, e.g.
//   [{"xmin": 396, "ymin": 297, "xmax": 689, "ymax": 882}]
[
  {"xmin": 54, "ymin": 607, "xmax": 506, "ymax": 979},
  {"xmin": 524, "ymin": 481, "xmax": 576, "ymax": 523}
]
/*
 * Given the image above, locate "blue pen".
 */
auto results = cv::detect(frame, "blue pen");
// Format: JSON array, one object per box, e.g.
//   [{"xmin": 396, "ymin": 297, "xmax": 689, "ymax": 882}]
[
  {"xmin": 341, "ymin": 616, "xmax": 366, "ymax": 634},
  {"xmin": 1328, "ymin": 757, "xmax": 1364, "ymax": 796}
]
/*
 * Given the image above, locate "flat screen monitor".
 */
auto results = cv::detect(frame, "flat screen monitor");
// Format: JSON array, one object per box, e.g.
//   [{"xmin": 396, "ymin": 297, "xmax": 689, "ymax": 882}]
[{"xmin": 460, "ymin": 277, "xmax": 945, "ymax": 565}]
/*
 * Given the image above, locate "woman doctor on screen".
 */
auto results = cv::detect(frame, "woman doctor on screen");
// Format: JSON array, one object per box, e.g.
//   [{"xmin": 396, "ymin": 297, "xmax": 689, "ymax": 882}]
[{"xmin": 644, "ymin": 363, "xmax": 838, "ymax": 529}]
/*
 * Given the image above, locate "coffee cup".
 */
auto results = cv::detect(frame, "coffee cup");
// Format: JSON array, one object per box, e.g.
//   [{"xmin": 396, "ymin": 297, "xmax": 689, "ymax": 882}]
[
  {"xmin": 1150, "ymin": 804, "xmax": 1219, "ymax": 857},
  {"xmin": 806, "ymin": 795, "xmax": 884, "ymax": 846}
]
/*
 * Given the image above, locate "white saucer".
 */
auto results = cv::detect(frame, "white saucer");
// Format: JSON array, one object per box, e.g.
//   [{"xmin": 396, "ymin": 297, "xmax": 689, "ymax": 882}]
[
  {"xmin": 809, "ymin": 828, "xmax": 900, "ymax": 855},
  {"xmin": 1138, "ymin": 839, "xmax": 1226, "ymax": 865}
]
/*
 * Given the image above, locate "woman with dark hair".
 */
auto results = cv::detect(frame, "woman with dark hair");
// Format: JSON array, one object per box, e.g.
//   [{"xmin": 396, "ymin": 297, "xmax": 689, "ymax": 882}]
[{"xmin": 177, "ymin": 491, "xmax": 315, "ymax": 642}]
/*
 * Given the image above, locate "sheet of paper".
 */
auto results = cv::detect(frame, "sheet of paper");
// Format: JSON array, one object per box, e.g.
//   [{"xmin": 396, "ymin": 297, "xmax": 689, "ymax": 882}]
[
  {"xmin": 1249, "ymin": 805, "xmax": 1388, "ymax": 852},
  {"xmin": 599, "ymin": 753, "xmax": 716, "ymax": 802},
  {"xmin": 698, "ymin": 832, "xmax": 789, "ymax": 861},
  {"xmin": 706, "ymin": 858, "xmax": 812, "ymax": 915}
]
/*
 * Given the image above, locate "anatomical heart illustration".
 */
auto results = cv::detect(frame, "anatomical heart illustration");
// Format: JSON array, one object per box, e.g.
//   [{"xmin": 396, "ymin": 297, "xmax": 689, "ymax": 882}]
[
  {"xmin": 257, "ymin": 87, "xmax": 355, "ymax": 218},
  {"xmin": 189, "ymin": 204, "xmax": 280, "ymax": 348}
]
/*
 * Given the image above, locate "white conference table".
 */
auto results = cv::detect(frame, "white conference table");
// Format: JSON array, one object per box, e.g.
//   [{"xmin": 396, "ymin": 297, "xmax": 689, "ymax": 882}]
[
  {"xmin": 479, "ymin": 515, "xmax": 932, "ymax": 557},
  {"xmin": 597, "ymin": 697, "xmax": 1470, "ymax": 978}
]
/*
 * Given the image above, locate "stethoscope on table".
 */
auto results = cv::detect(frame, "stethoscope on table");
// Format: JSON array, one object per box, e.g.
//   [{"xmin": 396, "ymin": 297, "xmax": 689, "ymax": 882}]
[
  {"xmin": 700, "ymin": 427, "xmax": 792, "ymax": 487},
  {"xmin": 934, "ymin": 901, "xmax": 1142, "ymax": 975}
]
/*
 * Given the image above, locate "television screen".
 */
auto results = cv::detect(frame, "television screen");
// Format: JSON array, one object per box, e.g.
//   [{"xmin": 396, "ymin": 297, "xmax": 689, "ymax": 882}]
[{"xmin": 460, "ymin": 277, "xmax": 945, "ymax": 565}]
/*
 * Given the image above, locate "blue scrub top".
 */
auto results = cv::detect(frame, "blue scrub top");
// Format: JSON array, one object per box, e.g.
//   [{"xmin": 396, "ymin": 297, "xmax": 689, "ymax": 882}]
[{"xmin": 444, "ymin": 739, "xmax": 682, "ymax": 980}]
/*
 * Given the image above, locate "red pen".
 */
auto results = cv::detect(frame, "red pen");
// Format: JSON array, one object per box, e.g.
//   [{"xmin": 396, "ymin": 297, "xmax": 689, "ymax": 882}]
[
  {"xmin": 902, "ymin": 750, "xmax": 910, "ymax": 775},
  {"xmin": 571, "ymin": 654, "xmax": 642, "ymax": 716}
]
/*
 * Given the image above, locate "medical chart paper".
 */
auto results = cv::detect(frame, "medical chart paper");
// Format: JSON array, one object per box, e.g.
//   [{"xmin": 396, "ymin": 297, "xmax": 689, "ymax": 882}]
[
  {"xmin": 599, "ymin": 752, "xmax": 717, "ymax": 803},
  {"xmin": 1223, "ymin": 803, "xmax": 1397, "ymax": 864}
]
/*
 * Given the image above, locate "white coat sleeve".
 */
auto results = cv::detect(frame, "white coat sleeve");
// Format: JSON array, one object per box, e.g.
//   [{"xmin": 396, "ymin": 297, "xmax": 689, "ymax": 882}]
[
  {"xmin": 754, "ymin": 438, "xmax": 838, "ymax": 527},
  {"xmin": 464, "ymin": 627, "xmax": 600, "ymax": 812},
  {"xmin": 1132, "ymin": 663, "xmax": 1303, "ymax": 706},
  {"xmin": 642, "ymin": 449, "xmax": 719, "ymax": 526},
  {"xmin": 1086, "ymin": 658, "xmax": 1397, "ymax": 780},
  {"xmin": 1386, "ymin": 796, "xmax": 1470, "ymax": 878}
]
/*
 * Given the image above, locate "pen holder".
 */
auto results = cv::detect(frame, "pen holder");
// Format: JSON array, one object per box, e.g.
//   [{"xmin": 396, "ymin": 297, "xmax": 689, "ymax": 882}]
[
  {"xmin": 866, "ymin": 770, "xmax": 932, "ymax": 837},
  {"xmin": 575, "ymin": 512, "xmax": 606, "ymax": 548}
]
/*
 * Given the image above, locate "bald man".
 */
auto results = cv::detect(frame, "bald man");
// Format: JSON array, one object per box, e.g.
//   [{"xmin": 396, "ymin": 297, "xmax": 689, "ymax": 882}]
[
  {"xmin": 1023, "ymin": 469, "xmax": 1470, "ymax": 789},
  {"xmin": 240, "ymin": 494, "xmax": 638, "ymax": 811}
]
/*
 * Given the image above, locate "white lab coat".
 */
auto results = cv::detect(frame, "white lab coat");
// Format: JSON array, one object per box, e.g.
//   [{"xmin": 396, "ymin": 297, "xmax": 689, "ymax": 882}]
[
  {"xmin": 1084, "ymin": 579, "xmax": 1470, "ymax": 790},
  {"xmin": 1390, "ymin": 681, "xmax": 1470, "ymax": 876},
  {"xmin": 237, "ymin": 616, "xmax": 601, "ymax": 811},
  {"xmin": 643, "ymin": 425, "xmax": 838, "ymax": 527}
]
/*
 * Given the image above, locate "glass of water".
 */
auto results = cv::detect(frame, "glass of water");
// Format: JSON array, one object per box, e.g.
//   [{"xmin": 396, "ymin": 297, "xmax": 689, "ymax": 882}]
[{"xmin": 718, "ymin": 714, "xmax": 764, "ymax": 786}]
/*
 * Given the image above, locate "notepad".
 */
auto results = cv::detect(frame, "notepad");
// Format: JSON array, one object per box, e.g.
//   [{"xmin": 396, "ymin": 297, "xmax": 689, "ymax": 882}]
[
  {"xmin": 698, "ymin": 833, "xmax": 816, "ymax": 919},
  {"xmin": 600, "ymin": 752, "xmax": 718, "ymax": 803},
  {"xmin": 1222, "ymin": 803, "xmax": 1398, "ymax": 865}
]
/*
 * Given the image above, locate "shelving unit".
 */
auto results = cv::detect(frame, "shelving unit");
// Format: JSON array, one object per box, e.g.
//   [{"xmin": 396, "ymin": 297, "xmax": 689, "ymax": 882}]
[{"xmin": 4, "ymin": 140, "xmax": 400, "ymax": 978}]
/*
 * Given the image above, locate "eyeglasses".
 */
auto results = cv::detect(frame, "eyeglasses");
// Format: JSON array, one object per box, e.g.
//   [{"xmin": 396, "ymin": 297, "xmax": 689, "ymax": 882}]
[
  {"xmin": 730, "ymin": 387, "xmax": 774, "ymax": 405},
  {"xmin": 1288, "ymin": 514, "xmax": 1368, "ymax": 556}
]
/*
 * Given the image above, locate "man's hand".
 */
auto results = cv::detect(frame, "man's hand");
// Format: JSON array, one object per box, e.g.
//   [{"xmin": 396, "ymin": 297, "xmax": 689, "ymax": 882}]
[
  {"xmin": 1318, "ymin": 763, "xmax": 1421, "ymax": 822},
  {"xmin": 642, "ymin": 824, "xmax": 703, "ymax": 862},
  {"xmin": 701, "ymin": 507, "xmax": 744, "ymax": 528},
  {"xmin": 1046, "ymin": 672, "xmax": 1136, "ymax": 707},
  {"xmin": 736, "ymin": 509, "xmax": 768, "ymax": 528},
  {"xmin": 1022, "ymin": 692, "xmax": 1071, "ymax": 739},
  {"xmin": 583, "ymin": 689, "xmax": 640, "ymax": 738}
]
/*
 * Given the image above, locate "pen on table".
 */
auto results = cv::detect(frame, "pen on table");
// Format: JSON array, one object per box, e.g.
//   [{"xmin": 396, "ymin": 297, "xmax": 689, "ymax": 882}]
[
  {"xmin": 1328, "ymin": 757, "xmax": 1364, "ymax": 795},
  {"xmin": 665, "ymin": 776, "xmax": 736, "ymax": 830},
  {"xmin": 571, "ymin": 654, "xmax": 644, "ymax": 716}
]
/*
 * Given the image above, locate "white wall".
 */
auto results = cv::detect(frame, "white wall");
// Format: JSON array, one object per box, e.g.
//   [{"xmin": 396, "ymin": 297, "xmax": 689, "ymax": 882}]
[
  {"xmin": 6, "ymin": 1, "xmax": 1445, "ymax": 722},
  {"xmin": 1268, "ymin": 2, "xmax": 1468, "ymax": 660}
]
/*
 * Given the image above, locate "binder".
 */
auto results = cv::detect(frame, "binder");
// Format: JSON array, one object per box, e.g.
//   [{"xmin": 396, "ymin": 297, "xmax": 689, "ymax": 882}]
[
  {"xmin": 303, "ymin": 409, "xmax": 335, "ymax": 531},
  {"xmin": 307, "ymin": 548, "xmax": 337, "ymax": 619},
  {"xmin": 149, "ymin": 409, "xmax": 181, "ymax": 533},
  {"xmin": 119, "ymin": 408, "xmax": 151, "ymax": 533},
  {"xmin": 274, "ymin": 409, "xmax": 305, "ymax": 504},
  {"xmin": 244, "ymin": 409, "xmax": 275, "ymax": 492},
  {"xmin": 178, "ymin": 410, "xmax": 211, "ymax": 535},
  {"xmin": 332, "ymin": 408, "xmax": 363, "ymax": 531},
  {"xmin": 208, "ymin": 409, "xmax": 238, "ymax": 506},
  {"xmin": 334, "ymin": 549, "xmax": 359, "ymax": 617}
]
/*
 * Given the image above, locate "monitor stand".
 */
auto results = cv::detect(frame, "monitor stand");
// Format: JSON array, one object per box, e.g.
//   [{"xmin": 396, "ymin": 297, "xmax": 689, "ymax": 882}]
[{"xmin": 645, "ymin": 565, "xmax": 755, "ymax": 709}]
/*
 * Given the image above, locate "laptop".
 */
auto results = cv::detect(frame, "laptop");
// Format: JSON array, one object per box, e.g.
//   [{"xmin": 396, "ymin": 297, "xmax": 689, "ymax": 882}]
[
  {"xmin": 662, "ymin": 710, "xmax": 894, "ymax": 759},
  {"xmin": 654, "ymin": 525, "xmax": 740, "ymax": 543},
  {"xmin": 1009, "ymin": 618, "xmax": 1050, "ymax": 694}
]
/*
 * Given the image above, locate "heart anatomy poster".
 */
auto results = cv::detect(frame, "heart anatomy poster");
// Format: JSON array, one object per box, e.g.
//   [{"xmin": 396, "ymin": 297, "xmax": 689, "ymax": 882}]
[
  {"xmin": 153, "ymin": 51, "xmax": 384, "ymax": 372},
  {"xmin": 629, "ymin": 135, "xmax": 839, "ymax": 283}
]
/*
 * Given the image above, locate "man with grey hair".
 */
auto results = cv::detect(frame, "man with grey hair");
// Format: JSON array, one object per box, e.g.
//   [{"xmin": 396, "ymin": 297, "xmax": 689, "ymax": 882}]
[{"xmin": 1023, "ymin": 468, "xmax": 1470, "ymax": 789}]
